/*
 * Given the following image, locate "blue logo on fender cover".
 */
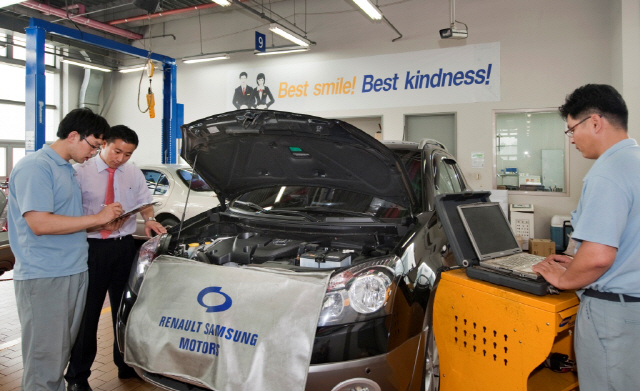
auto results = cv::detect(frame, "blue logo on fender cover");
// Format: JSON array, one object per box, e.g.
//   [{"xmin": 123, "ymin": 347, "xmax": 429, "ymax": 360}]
[{"xmin": 197, "ymin": 287, "xmax": 233, "ymax": 312}]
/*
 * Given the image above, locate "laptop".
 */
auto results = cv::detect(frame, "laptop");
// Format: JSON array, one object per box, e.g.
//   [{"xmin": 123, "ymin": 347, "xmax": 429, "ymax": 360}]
[{"xmin": 457, "ymin": 202, "xmax": 545, "ymax": 280}]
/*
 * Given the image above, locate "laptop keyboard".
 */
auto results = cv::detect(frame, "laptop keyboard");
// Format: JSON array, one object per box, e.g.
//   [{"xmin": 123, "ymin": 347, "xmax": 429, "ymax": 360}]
[{"xmin": 488, "ymin": 253, "xmax": 545, "ymax": 268}]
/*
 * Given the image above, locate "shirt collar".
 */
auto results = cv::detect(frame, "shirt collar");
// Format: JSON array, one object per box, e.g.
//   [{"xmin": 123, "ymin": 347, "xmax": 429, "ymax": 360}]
[
  {"xmin": 42, "ymin": 144, "xmax": 71, "ymax": 166},
  {"xmin": 94, "ymin": 153, "xmax": 126, "ymax": 173},
  {"xmin": 587, "ymin": 138, "xmax": 637, "ymax": 179}
]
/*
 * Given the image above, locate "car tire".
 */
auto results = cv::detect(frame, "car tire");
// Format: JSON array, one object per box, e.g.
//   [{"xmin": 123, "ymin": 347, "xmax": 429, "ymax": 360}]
[
  {"xmin": 159, "ymin": 217, "xmax": 180, "ymax": 229},
  {"xmin": 424, "ymin": 328, "xmax": 440, "ymax": 391}
]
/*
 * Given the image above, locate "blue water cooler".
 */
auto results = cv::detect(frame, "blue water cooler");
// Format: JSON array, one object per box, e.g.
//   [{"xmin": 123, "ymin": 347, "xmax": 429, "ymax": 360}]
[{"xmin": 551, "ymin": 215, "xmax": 573, "ymax": 252}]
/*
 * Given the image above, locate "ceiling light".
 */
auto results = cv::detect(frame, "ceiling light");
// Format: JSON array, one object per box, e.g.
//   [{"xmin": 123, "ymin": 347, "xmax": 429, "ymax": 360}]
[
  {"xmin": 269, "ymin": 24, "xmax": 310, "ymax": 47},
  {"xmin": 61, "ymin": 58, "xmax": 112, "ymax": 72},
  {"xmin": 0, "ymin": 1, "xmax": 25, "ymax": 7},
  {"xmin": 182, "ymin": 54, "xmax": 230, "ymax": 64},
  {"xmin": 211, "ymin": 0, "xmax": 231, "ymax": 5},
  {"xmin": 255, "ymin": 47, "xmax": 309, "ymax": 56},
  {"xmin": 119, "ymin": 65, "xmax": 147, "ymax": 73},
  {"xmin": 352, "ymin": 0, "xmax": 382, "ymax": 20}
]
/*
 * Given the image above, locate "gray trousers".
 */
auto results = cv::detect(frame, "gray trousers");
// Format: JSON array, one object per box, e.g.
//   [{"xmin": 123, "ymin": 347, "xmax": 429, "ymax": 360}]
[
  {"xmin": 575, "ymin": 295, "xmax": 640, "ymax": 391},
  {"xmin": 14, "ymin": 272, "xmax": 88, "ymax": 391}
]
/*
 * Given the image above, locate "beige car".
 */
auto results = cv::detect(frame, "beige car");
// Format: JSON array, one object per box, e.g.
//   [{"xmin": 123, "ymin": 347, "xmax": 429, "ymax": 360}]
[{"xmin": 134, "ymin": 164, "xmax": 220, "ymax": 239}]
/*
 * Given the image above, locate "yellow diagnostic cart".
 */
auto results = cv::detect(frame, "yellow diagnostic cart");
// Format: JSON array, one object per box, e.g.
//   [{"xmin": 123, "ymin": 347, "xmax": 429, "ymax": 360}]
[{"xmin": 433, "ymin": 269, "xmax": 579, "ymax": 391}]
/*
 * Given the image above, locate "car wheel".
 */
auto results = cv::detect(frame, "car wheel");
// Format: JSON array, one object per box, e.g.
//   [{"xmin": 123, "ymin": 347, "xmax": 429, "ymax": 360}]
[
  {"xmin": 159, "ymin": 217, "xmax": 180, "ymax": 229},
  {"xmin": 424, "ymin": 328, "xmax": 440, "ymax": 391}
]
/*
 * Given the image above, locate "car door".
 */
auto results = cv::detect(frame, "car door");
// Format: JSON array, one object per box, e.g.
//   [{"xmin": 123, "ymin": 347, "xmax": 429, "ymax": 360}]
[{"xmin": 135, "ymin": 169, "xmax": 173, "ymax": 237}]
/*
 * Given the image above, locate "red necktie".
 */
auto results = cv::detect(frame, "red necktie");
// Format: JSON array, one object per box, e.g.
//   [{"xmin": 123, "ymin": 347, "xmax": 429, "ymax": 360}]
[{"xmin": 100, "ymin": 168, "xmax": 116, "ymax": 239}]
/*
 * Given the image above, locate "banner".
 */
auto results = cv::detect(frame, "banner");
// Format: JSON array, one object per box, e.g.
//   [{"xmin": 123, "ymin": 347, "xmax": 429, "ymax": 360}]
[
  {"xmin": 125, "ymin": 256, "xmax": 330, "ymax": 391},
  {"xmin": 226, "ymin": 42, "xmax": 500, "ymax": 112}
]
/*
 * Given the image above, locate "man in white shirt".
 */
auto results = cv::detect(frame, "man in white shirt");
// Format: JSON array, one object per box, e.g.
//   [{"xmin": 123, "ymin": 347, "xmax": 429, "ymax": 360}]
[{"xmin": 65, "ymin": 125, "xmax": 166, "ymax": 390}]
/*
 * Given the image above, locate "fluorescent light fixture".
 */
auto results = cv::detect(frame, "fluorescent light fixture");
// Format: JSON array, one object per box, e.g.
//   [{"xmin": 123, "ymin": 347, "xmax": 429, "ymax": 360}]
[
  {"xmin": 255, "ymin": 47, "xmax": 309, "ymax": 56},
  {"xmin": 118, "ymin": 65, "xmax": 147, "ymax": 73},
  {"xmin": 182, "ymin": 54, "xmax": 230, "ymax": 64},
  {"xmin": 61, "ymin": 58, "xmax": 112, "ymax": 72},
  {"xmin": 0, "ymin": 1, "xmax": 25, "ymax": 8},
  {"xmin": 211, "ymin": 0, "xmax": 231, "ymax": 5},
  {"xmin": 352, "ymin": 0, "xmax": 383, "ymax": 20},
  {"xmin": 269, "ymin": 24, "xmax": 310, "ymax": 47}
]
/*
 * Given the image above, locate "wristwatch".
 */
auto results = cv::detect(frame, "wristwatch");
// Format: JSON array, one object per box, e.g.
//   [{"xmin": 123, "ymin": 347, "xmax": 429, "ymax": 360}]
[{"xmin": 146, "ymin": 217, "xmax": 156, "ymax": 222}]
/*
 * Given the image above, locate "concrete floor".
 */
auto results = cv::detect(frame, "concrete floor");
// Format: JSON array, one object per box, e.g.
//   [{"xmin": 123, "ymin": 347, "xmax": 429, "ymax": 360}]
[{"xmin": 0, "ymin": 271, "xmax": 162, "ymax": 391}]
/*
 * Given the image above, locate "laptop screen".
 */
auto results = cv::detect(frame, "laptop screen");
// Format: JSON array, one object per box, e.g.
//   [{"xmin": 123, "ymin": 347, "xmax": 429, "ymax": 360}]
[{"xmin": 458, "ymin": 203, "xmax": 520, "ymax": 258}]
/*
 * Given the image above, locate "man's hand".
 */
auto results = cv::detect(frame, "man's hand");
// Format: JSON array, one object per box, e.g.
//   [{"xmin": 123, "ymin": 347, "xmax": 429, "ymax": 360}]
[
  {"xmin": 145, "ymin": 220, "xmax": 167, "ymax": 237},
  {"xmin": 531, "ymin": 241, "xmax": 616, "ymax": 290},
  {"xmin": 532, "ymin": 258, "xmax": 568, "ymax": 287},
  {"xmin": 101, "ymin": 218, "xmax": 127, "ymax": 232},
  {"xmin": 96, "ymin": 202, "xmax": 123, "ymax": 225}
]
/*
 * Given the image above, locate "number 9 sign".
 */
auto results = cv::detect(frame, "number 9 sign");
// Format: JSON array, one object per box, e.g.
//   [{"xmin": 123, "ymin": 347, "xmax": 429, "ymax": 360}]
[{"xmin": 255, "ymin": 31, "xmax": 266, "ymax": 53}]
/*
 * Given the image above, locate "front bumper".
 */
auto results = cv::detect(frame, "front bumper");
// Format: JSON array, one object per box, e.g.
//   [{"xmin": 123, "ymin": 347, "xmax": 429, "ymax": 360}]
[
  {"xmin": 117, "ymin": 284, "xmax": 427, "ymax": 391},
  {"xmin": 128, "ymin": 332, "xmax": 425, "ymax": 391}
]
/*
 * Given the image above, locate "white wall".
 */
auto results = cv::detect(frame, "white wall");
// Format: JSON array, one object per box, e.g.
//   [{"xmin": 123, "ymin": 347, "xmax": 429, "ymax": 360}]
[{"xmin": 101, "ymin": 0, "xmax": 635, "ymax": 239}]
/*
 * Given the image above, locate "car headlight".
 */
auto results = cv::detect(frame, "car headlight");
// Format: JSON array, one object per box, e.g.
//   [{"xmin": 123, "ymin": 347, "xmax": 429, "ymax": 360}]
[
  {"xmin": 318, "ymin": 256, "xmax": 402, "ymax": 327},
  {"xmin": 128, "ymin": 234, "xmax": 166, "ymax": 295}
]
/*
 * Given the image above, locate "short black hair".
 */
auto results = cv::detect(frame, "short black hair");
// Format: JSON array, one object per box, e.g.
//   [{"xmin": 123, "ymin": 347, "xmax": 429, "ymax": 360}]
[
  {"xmin": 239, "ymin": 72, "xmax": 248, "ymax": 79},
  {"xmin": 559, "ymin": 84, "xmax": 628, "ymax": 130},
  {"xmin": 106, "ymin": 125, "xmax": 139, "ymax": 147},
  {"xmin": 256, "ymin": 73, "xmax": 265, "ymax": 83},
  {"xmin": 57, "ymin": 108, "xmax": 110, "ymax": 140}
]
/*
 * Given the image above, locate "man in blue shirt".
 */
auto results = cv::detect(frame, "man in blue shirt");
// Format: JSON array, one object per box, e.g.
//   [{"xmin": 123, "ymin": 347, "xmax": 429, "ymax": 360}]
[
  {"xmin": 65, "ymin": 125, "xmax": 166, "ymax": 390},
  {"xmin": 533, "ymin": 84, "xmax": 640, "ymax": 391},
  {"xmin": 8, "ymin": 108, "xmax": 123, "ymax": 391}
]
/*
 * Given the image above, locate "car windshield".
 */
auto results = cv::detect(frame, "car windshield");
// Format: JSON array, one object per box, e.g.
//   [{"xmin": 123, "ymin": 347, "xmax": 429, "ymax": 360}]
[
  {"xmin": 231, "ymin": 186, "xmax": 409, "ymax": 219},
  {"xmin": 177, "ymin": 169, "xmax": 212, "ymax": 192}
]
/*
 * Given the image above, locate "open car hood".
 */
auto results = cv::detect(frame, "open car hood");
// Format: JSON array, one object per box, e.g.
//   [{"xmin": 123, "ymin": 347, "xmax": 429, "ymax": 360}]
[{"xmin": 180, "ymin": 110, "xmax": 417, "ymax": 208}]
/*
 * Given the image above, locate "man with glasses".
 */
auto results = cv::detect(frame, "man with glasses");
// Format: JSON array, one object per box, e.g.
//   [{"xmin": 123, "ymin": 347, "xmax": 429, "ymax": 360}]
[
  {"xmin": 7, "ymin": 108, "xmax": 123, "ymax": 391},
  {"xmin": 65, "ymin": 125, "xmax": 166, "ymax": 390},
  {"xmin": 533, "ymin": 84, "xmax": 639, "ymax": 391}
]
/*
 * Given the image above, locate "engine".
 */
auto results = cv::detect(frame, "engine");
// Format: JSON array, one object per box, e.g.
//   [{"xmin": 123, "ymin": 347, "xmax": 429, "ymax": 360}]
[{"xmin": 172, "ymin": 232, "xmax": 385, "ymax": 269}]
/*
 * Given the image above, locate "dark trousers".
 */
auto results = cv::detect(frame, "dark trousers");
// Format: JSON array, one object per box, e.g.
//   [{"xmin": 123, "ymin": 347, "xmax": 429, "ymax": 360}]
[{"xmin": 65, "ymin": 235, "xmax": 137, "ymax": 385}]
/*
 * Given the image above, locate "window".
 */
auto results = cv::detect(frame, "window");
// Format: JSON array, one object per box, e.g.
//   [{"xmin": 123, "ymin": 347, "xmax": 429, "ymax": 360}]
[
  {"xmin": 0, "ymin": 41, "xmax": 58, "ymax": 145},
  {"xmin": 0, "ymin": 142, "xmax": 28, "ymax": 181},
  {"xmin": 155, "ymin": 175, "xmax": 169, "ymax": 195},
  {"xmin": 494, "ymin": 111, "xmax": 568, "ymax": 194},
  {"xmin": 434, "ymin": 154, "xmax": 463, "ymax": 195},
  {"xmin": 177, "ymin": 169, "xmax": 212, "ymax": 192},
  {"xmin": 394, "ymin": 149, "xmax": 422, "ymax": 210},
  {"xmin": 0, "ymin": 34, "xmax": 6, "ymax": 58},
  {"xmin": 142, "ymin": 169, "xmax": 170, "ymax": 195},
  {"xmin": 10, "ymin": 36, "xmax": 56, "ymax": 66}
]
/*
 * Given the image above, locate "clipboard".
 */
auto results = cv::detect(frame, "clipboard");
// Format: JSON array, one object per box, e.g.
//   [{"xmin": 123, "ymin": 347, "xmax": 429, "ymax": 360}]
[{"xmin": 105, "ymin": 201, "xmax": 159, "ymax": 225}]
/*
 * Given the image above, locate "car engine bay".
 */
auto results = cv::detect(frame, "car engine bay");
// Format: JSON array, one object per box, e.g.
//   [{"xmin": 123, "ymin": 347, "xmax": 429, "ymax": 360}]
[{"xmin": 169, "ymin": 230, "xmax": 399, "ymax": 270}]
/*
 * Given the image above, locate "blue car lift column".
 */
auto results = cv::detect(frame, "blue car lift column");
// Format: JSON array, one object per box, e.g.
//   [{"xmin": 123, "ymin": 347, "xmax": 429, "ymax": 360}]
[{"xmin": 25, "ymin": 18, "xmax": 180, "ymax": 163}]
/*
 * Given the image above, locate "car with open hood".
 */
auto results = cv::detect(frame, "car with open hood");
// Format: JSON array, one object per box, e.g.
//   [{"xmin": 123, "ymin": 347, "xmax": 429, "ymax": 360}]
[{"xmin": 117, "ymin": 110, "xmax": 469, "ymax": 391}]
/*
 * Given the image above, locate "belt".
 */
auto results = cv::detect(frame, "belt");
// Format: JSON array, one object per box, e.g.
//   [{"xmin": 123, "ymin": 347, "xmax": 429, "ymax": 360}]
[
  {"xmin": 583, "ymin": 289, "xmax": 640, "ymax": 303},
  {"xmin": 88, "ymin": 234, "xmax": 133, "ymax": 242}
]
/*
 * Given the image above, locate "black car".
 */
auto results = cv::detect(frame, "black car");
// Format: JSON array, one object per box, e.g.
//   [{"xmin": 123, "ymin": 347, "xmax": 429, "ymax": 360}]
[{"xmin": 117, "ymin": 110, "xmax": 469, "ymax": 391}]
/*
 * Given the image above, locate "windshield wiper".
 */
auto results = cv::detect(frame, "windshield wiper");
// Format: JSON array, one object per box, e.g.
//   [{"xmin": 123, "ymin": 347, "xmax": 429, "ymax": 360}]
[{"xmin": 231, "ymin": 201, "xmax": 318, "ymax": 222}]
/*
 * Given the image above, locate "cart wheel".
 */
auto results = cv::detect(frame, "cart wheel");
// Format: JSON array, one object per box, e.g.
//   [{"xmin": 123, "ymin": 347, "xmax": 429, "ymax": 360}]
[{"xmin": 424, "ymin": 329, "xmax": 440, "ymax": 391}]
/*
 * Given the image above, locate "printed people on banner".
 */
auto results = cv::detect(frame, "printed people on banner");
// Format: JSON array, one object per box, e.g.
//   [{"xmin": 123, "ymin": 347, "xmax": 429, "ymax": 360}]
[
  {"xmin": 250, "ymin": 73, "xmax": 275, "ymax": 109},
  {"xmin": 232, "ymin": 72, "xmax": 254, "ymax": 109}
]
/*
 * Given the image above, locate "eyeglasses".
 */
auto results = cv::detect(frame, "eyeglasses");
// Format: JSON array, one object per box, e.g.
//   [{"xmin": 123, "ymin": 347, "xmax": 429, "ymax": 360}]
[
  {"xmin": 564, "ymin": 114, "xmax": 602, "ymax": 137},
  {"xmin": 82, "ymin": 138, "xmax": 101, "ymax": 151}
]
